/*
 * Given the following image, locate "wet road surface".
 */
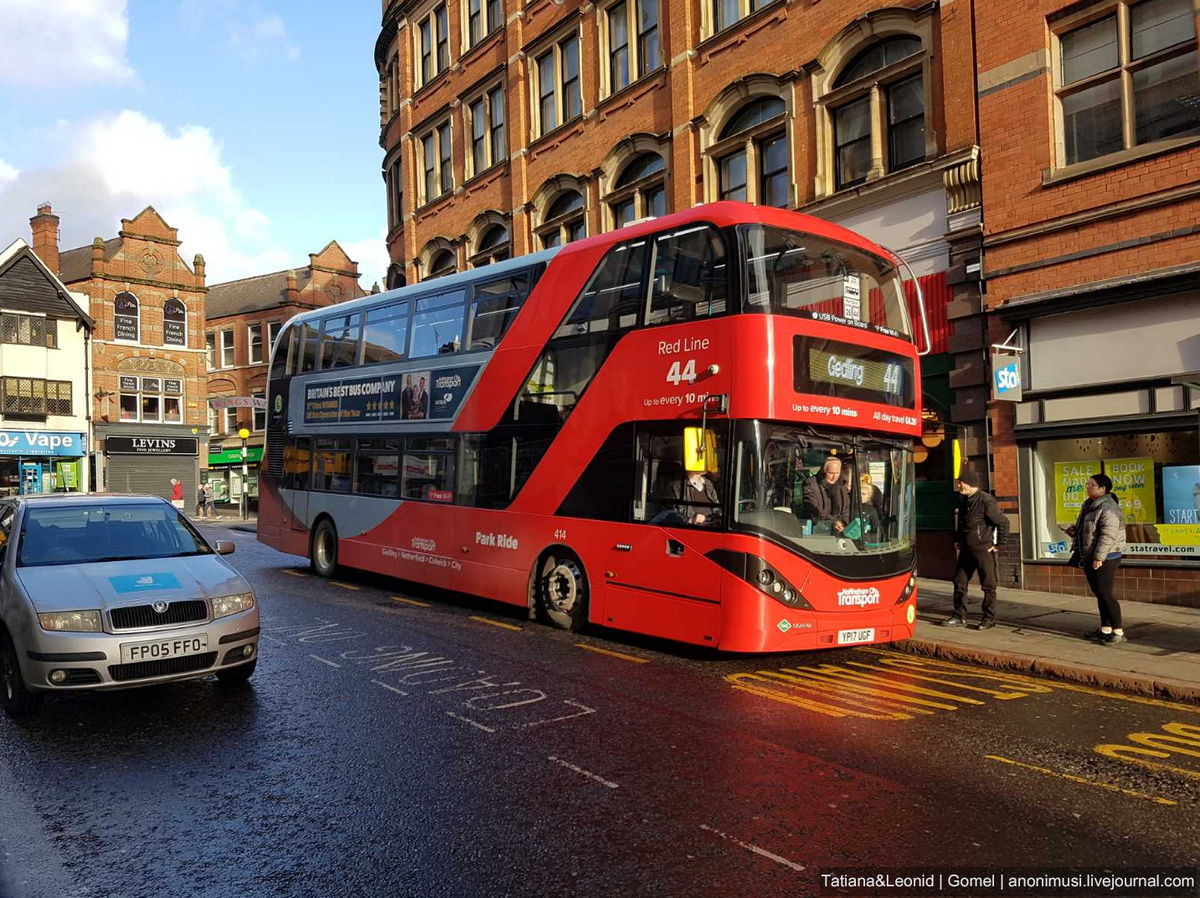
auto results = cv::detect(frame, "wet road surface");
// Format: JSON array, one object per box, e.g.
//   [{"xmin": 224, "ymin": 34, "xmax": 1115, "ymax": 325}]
[{"xmin": 2, "ymin": 527, "xmax": 1199, "ymax": 897}]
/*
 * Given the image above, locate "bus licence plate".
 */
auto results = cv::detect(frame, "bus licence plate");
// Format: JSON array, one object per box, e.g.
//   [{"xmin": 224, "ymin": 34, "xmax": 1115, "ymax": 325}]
[
  {"xmin": 837, "ymin": 628, "xmax": 875, "ymax": 645},
  {"xmin": 120, "ymin": 635, "xmax": 209, "ymax": 664}
]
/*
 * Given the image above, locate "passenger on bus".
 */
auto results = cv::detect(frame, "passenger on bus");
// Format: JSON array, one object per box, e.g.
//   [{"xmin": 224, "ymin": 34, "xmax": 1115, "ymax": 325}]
[
  {"xmin": 650, "ymin": 461, "xmax": 720, "ymax": 526},
  {"xmin": 858, "ymin": 481, "xmax": 882, "ymax": 540},
  {"xmin": 799, "ymin": 457, "xmax": 848, "ymax": 534}
]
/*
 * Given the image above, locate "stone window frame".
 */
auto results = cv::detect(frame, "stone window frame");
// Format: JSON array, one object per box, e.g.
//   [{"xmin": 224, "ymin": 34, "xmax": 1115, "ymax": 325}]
[
  {"xmin": 598, "ymin": 134, "xmax": 671, "ymax": 231},
  {"xmin": 467, "ymin": 211, "xmax": 512, "ymax": 267},
  {"xmin": 597, "ymin": 0, "xmax": 663, "ymax": 100},
  {"xmin": 529, "ymin": 26, "xmax": 585, "ymax": 141},
  {"xmin": 461, "ymin": 0, "xmax": 503, "ymax": 52},
  {"xmin": 413, "ymin": 1, "xmax": 452, "ymax": 92},
  {"xmin": 417, "ymin": 117, "xmax": 455, "ymax": 208},
  {"xmin": 808, "ymin": 7, "xmax": 938, "ymax": 198},
  {"xmin": 532, "ymin": 175, "xmax": 589, "ymax": 249},
  {"xmin": 463, "ymin": 80, "xmax": 508, "ymax": 181},
  {"xmin": 1049, "ymin": 0, "xmax": 1200, "ymax": 173},
  {"xmin": 699, "ymin": 75, "xmax": 796, "ymax": 207},
  {"xmin": 418, "ymin": 237, "xmax": 460, "ymax": 282}
]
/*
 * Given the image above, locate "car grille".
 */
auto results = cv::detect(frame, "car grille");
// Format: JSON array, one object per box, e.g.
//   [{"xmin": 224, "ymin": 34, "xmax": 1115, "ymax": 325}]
[
  {"xmin": 108, "ymin": 652, "xmax": 217, "ymax": 683},
  {"xmin": 110, "ymin": 600, "xmax": 208, "ymax": 631}
]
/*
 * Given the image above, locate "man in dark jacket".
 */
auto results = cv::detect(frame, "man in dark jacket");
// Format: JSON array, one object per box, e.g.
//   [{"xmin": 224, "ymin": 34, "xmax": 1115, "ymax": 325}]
[
  {"xmin": 798, "ymin": 457, "xmax": 849, "ymax": 534},
  {"xmin": 942, "ymin": 472, "xmax": 1010, "ymax": 629}
]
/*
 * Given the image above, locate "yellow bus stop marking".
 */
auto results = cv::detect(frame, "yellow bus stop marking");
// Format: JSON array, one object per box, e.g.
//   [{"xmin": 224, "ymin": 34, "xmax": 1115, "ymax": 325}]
[
  {"xmin": 391, "ymin": 596, "xmax": 430, "ymax": 607},
  {"xmin": 986, "ymin": 755, "xmax": 1176, "ymax": 806},
  {"xmin": 577, "ymin": 644, "xmax": 650, "ymax": 664},
  {"xmin": 470, "ymin": 615, "xmax": 522, "ymax": 631}
]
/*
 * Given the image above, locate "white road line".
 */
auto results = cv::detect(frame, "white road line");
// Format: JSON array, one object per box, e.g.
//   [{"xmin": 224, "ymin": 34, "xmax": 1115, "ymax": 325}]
[
  {"xmin": 371, "ymin": 679, "xmax": 409, "ymax": 696},
  {"xmin": 309, "ymin": 654, "xmax": 341, "ymax": 668},
  {"xmin": 445, "ymin": 711, "xmax": 496, "ymax": 733},
  {"xmin": 699, "ymin": 824, "xmax": 805, "ymax": 872},
  {"xmin": 258, "ymin": 634, "xmax": 286, "ymax": 645},
  {"xmin": 517, "ymin": 699, "xmax": 598, "ymax": 729},
  {"xmin": 548, "ymin": 756, "xmax": 619, "ymax": 789}
]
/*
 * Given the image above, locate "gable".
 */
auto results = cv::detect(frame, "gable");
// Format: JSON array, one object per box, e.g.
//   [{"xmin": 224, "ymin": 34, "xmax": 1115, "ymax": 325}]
[
  {"xmin": 310, "ymin": 240, "xmax": 356, "ymax": 274},
  {"xmin": 0, "ymin": 253, "xmax": 87, "ymax": 320}
]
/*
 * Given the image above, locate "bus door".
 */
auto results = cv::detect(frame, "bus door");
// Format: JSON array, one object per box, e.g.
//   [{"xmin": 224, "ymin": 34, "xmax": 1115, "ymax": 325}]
[
  {"xmin": 602, "ymin": 425, "xmax": 723, "ymax": 645},
  {"xmin": 285, "ymin": 437, "xmax": 311, "ymax": 533}
]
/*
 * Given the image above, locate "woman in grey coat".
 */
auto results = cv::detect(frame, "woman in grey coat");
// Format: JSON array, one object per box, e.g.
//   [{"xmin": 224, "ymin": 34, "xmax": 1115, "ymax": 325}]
[{"xmin": 1064, "ymin": 473, "xmax": 1128, "ymax": 645}]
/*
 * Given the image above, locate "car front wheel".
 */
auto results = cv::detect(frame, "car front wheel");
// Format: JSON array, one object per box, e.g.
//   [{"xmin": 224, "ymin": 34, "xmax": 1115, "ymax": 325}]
[{"xmin": 1, "ymin": 630, "xmax": 42, "ymax": 719}]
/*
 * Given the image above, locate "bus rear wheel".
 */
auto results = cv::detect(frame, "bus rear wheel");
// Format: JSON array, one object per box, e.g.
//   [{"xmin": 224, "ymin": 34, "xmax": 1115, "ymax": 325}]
[
  {"xmin": 310, "ymin": 518, "xmax": 338, "ymax": 579},
  {"xmin": 537, "ymin": 551, "xmax": 589, "ymax": 632}
]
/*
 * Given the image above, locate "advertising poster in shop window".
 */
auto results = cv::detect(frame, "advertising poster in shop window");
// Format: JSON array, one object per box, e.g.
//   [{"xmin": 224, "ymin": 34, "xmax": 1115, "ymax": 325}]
[
  {"xmin": 1054, "ymin": 460, "xmax": 1099, "ymax": 524},
  {"xmin": 1106, "ymin": 457, "xmax": 1157, "ymax": 524}
]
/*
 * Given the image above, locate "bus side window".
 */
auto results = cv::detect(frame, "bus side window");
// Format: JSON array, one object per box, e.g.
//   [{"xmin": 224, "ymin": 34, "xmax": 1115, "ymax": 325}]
[
  {"xmin": 320, "ymin": 314, "xmax": 363, "ymax": 370},
  {"xmin": 468, "ymin": 275, "xmax": 528, "ymax": 350},
  {"xmin": 285, "ymin": 438, "xmax": 311, "ymax": 491},
  {"xmin": 299, "ymin": 324, "xmax": 319, "ymax": 373},
  {"xmin": 363, "ymin": 302, "xmax": 409, "ymax": 365},
  {"xmin": 313, "ymin": 438, "xmax": 352, "ymax": 493},
  {"xmin": 647, "ymin": 226, "xmax": 728, "ymax": 325},
  {"xmin": 458, "ymin": 433, "xmax": 516, "ymax": 508},
  {"xmin": 554, "ymin": 240, "xmax": 649, "ymax": 339},
  {"xmin": 556, "ymin": 424, "xmax": 635, "ymax": 522}
]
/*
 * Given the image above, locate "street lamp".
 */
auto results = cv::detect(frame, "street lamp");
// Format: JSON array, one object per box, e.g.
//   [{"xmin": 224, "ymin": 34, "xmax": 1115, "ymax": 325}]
[{"xmin": 238, "ymin": 427, "xmax": 250, "ymax": 521}]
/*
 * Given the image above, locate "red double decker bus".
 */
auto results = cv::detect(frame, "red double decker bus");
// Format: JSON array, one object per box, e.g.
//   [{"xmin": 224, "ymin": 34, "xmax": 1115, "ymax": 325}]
[{"xmin": 257, "ymin": 202, "xmax": 928, "ymax": 652}]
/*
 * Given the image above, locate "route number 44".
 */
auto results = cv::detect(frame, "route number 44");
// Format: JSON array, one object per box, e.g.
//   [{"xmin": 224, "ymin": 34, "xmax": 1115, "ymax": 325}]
[{"xmin": 667, "ymin": 359, "xmax": 698, "ymax": 385}]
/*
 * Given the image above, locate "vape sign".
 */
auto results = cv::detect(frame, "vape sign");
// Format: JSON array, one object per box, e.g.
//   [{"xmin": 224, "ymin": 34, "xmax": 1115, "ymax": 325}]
[{"xmin": 992, "ymin": 352, "xmax": 1022, "ymax": 402}]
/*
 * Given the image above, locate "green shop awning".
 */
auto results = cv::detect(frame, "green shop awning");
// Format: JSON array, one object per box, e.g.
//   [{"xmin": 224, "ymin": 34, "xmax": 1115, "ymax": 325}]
[{"xmin": 208, "ymin": 446, "xmax": 264, "ymax": 466}]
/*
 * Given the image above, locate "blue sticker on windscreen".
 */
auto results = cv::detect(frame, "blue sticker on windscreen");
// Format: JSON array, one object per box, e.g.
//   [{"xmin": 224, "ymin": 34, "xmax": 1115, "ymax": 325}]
[{"xmin": 109, "ymin": 573, "xmax": 183, "ymax": 593}]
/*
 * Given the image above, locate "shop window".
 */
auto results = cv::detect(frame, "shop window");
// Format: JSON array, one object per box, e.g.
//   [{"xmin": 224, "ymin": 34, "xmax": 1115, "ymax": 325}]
[
  {"xmin": 1055, "ymin": 0, "xmax": 1200, "ymax": 168},
  {"xmin": 1, "ymin": 313, "xmax": 57, "ymax": 348},
  {"xmin": 363, "ymin": 302, "xmax": 410, "ymax": 364},
  {"xmin": 402, "ymin": 436, "xmax": 456, "ymax": 501},
  {"xmin": 114, "ymin": 293, "xmax": 139, "ymax": 342},
  {"xmin": 1029, "ymin": 429, "xmax": 1200, "ymax": 561},
  {"xmin": 163, "ymin": 298, "xmax": 187, "ymax": 347},
  {"xmin": 355, "ymin": 438, "xmax": 400, "ymax": 497},
  {"xmin": 313, "ymin": 438, "xmax": 353, "ymax": 493}
]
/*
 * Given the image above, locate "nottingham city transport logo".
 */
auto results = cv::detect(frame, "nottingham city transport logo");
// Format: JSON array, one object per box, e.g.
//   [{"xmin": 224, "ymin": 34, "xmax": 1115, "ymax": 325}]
[{"xmin": 837, "ymin": 587, "xmax": 882, "ymax": 607}]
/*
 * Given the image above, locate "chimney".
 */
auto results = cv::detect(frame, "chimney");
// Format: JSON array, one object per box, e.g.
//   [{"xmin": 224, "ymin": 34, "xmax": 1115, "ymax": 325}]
[
  {"xmin": 286, "ymin": 269, "xmax": 298, "ymax": 303},
  {"xmin": 90, "ymin": 237, "xmax": 105, "ymax": 276},
  {"xmin": 29, "ymin": 203, "xmax": 60, "ymax": 275},
  {"xmin": 193, "ymin": 253, "xmax": 206, "ymax": 283}
]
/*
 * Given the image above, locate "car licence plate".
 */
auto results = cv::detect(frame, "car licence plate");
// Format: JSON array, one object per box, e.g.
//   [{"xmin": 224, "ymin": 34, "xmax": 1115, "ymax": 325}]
[
  {"xmin": 120, "ymin": 634, "xmax": 209, "ymax": 664},
  {"xmin": 837, "ymin": 628, "xmax": 875, "ymax": 646}
]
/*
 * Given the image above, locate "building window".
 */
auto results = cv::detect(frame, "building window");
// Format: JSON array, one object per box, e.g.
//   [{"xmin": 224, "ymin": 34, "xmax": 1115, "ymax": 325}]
[
  {"xmin": 113, "ymin": 292, "xmax": 139, "ymax": 342},
  {"xmin": 415, "ymin": 3, "xmax": 450, "ymax": 89},
  {"xmin": 268, "ymin": 321, "xmax": 283, "ymax": 359},
  {"xmin": 224, "ymin": 405, "xmax": 239, "ymax": 435},
  {"xmin": 208, "ymin": 402, "xmax": 217, "ymax": 435},
  {"xmin": 471, "ymin": 224, "xmax": 511, "ymax": 267},
  {"xmin": 607, "ymin": 152, "xmax": 667, "ymax": 228},
  {"xmin": 253, "ymin": 391, "xmax": 266, "ymax": 432},
  {"xmin": 537, "ymin": 190, "xmax": 587, "ymax": 248},
  {"xmin": 428, "ymin": 250, "xmax": 458, "ymax": 280},
  {"xmin": 220, "ymin": 329, "xmax": 235, "ymax": 368},
  {"xmin": 162, "ymin": 297, "xmax": 186, "ymax": 347},
  {"xmin": 603, "ymin": 0, "xmax": 659, "ymax": 97},
  {"xmin": 710, "ymin": 96, "xmax": 789, "ymax": 206},
  {"xmin": 710, "ymin": 0, "xmax": 771, "ymax": 35},
  {"xmin": 466, "ymin": 0, "xmax": 502, "ymax": 47},
  {"xmin": 386, "ymin": 158, "xmax": 404, "ymax": 230},
  {"xmin": 419, "ymin": 120, "xmax": 453, "ymax": 206},
  {"xmin": 0, "ymin": 313, "xmax": 57, "ymax": 348},
  {"xmin": 1055, "ymin": 0, "xmax": 1200, "ymax": 168},
  {"xmin": 117, "ymin": 375, "xmax": 178, "ymax": 424},
  {"xmin": 1, "ymin": 378, "xmax": 71, "ymax": 418},
  {"xmin": 163, "ymin": 378, "xmax": 183, "ymax": 424},
  {"xmin": 206, "ymin": 331, "xmax": 217, "ymax": 370},
  {"xmin": 466, "ymin": 85, "xmax": 506, "ymax": 178},
  {"xmin": 826, "ymin": 36, "xmax": 924, "ymax": 188},
  {"xmin": 249, "ymin": 323, "xmax": 265, "ymax": 364},
  {"xmin": 533, "ymin": 33, "xmax": 582, "ymax": 138}
]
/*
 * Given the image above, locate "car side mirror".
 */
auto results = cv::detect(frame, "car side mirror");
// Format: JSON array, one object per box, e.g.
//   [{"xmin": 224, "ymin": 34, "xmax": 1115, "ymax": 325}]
[{"xmin": 215, "ymin": 541, "xmax": 235, "ymax": 556}]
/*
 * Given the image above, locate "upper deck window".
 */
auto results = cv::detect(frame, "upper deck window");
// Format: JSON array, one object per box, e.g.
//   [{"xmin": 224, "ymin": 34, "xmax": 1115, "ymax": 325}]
[
  {"xmin": 740, "ymin": 224, "xmax": 912, "ymax": 340},
  {"xmin": 363, "ymin": 302, "xmax": 410, "ymax": 364},
  {"xmin": 410, "ymin": 289, "xmax": 466, "ymax": 358},
  {"xmin": 468, "ymin": 276, "xmax": 529, "ymax": 350}
]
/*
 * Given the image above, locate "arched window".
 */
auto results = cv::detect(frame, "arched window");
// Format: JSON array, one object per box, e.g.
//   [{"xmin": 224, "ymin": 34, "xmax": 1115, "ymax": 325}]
[
  {"xmin": 113, "ymin": 292, "xmax": 139, "ymax": 342},
  {"xmin": 829, "ymin": 36, "xmax": 925, "ymax": 188},
  {"xmin": 428, "ymin": 249, "xmax": 457, "ymax": 279},
  {"xmin": 714, "ymin": 96, "xmax": 788, "ymax": 207},
  {"xmin": 163, "ymin": 297, "xmax": 187, "ymax": 347},
  {"xmin": 386, "ymin": 262, "xmax": 407, "ymax": 291},
  {"xmin": 607, "ymin": 153, "xmax": 666, "ymax": 228},
  {"xmin": 537, "ymin": 191, "xmax": 587, "ymax": 248},
  {"xmin": 472, "ymin": 224, "xmax": 511, "ymax": 267}
]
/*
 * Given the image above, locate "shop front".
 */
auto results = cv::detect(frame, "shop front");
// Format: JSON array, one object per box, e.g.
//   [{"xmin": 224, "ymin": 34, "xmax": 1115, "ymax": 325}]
[
  {"xmin": 205, "ymin": 444, "xmax": 262, "ymax": 511},
  {"xmin": 97, "ymin": 428, "xmax": 200, "ymax": 504},
  {"xmin": 1003, "ymin": 274, "xmax": 1200, "ymax": 606},
  {"xmin": 0, "ymin": 430, "xmax": 87, "ymax": 497}
]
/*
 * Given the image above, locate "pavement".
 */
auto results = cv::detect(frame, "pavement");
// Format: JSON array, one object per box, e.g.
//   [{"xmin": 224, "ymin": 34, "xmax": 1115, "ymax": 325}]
[{"xmin": 910, "ymin": 577, "xmax": 1200, "ymax": 702}]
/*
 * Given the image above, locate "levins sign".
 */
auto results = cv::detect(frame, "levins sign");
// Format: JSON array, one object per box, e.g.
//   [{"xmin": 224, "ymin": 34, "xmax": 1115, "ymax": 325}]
[{"xmin": 106, "ymin": 436, "xmax": 199, "ymax": 456}]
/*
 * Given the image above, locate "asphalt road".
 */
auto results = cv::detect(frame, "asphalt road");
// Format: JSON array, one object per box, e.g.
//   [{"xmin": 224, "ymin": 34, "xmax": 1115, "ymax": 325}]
[{"xmin": 2, "ymin": 527, "xmax": 1199, "ymax": 898}]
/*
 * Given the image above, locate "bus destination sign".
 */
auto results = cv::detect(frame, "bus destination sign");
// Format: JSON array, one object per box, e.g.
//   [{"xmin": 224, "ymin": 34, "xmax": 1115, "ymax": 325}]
[
  {"xmin": 793, "ymin": 336, "xmax": 914, "ymax": 408},
  {"xmin": 303, "ymin": 365, "xmax": 481, "ymax": 425}
]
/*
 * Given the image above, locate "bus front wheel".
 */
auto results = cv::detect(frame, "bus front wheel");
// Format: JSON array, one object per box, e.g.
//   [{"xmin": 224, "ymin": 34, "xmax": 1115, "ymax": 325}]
[
  {"xmin": 537, "ymin": 551, "xmax": 589, "ymax": 632},
  {"xmin": 310, "ymin": 518, "xmax": 338, "ymax": 579}
]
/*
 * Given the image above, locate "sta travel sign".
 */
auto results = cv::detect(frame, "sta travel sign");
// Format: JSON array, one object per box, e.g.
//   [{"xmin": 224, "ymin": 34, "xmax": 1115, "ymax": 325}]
[{"xmin": 0, "ymin": 431, "xmax": 85, "ymax": 457}]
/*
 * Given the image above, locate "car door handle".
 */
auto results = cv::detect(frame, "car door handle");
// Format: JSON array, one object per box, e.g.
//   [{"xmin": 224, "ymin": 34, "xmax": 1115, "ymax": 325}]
[{"xmin": 666, "ymin": 539, "xmax": 684, "ymax": 557}]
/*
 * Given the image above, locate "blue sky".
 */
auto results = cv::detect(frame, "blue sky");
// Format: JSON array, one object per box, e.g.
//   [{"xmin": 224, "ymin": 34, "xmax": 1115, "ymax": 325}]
[{"xmin": 0, "ymin": 0, "xmax": 390, "ymax": 288}]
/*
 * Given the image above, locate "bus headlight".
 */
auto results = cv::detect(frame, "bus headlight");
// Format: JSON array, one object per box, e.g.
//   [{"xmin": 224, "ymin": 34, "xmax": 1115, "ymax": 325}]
[
  {"xmin": 706, "ymin": 551, "xmax": 812, "ymax": 610},
  {"xmin": 896, "ymin": 574, "xmax": 917, "ymax": 604}
]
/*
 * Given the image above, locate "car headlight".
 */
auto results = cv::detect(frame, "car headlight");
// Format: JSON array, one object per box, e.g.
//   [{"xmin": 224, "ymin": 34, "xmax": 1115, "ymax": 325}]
[
  {"xmin": 212, "ymin": 593, "xmax": 255, "ymax": 619},
  {"xmin": 38, "ymin": 610, "xmax": 102, "ymax": 632}
]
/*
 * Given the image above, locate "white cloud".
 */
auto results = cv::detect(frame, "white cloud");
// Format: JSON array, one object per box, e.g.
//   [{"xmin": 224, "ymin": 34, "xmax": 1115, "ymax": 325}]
[
  {"xmin": 182, "ymin": 1, "xmax": 299, "ymax": 62},
  {"xmin": 0, "ymin": 0, "xmax": 135, "ymax": 88},
  {"xmin": 0, "ymin": 159, "xmax": 17, "ymax": 186},
  {"xmin": 341, "ymin": 230, "xmax": 391, "ymax": 293},
  {"xmin": 0, "ymin": 110, "xmax": 303, "ymax": 284}
]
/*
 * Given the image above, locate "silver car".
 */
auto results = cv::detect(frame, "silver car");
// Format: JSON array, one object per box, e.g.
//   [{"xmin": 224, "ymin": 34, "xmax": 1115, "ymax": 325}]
[{"xmin": 0, "ymin": 494, "xmax": 259, "ymax": 717}]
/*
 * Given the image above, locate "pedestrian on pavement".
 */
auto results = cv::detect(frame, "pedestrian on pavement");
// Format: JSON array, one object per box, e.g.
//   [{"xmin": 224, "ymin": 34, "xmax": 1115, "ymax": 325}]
[
  {"xmin": 170, "ymin": 478, "xmax": 184, "ymax": 511},
  {"xmin": 1064, "ymin": 473, "xmax": 1127, "ymax": 645},
  {"xmin": 196, "ymin": 482, "xmax": 205, "ymax": 517},
  {"xmin": 203, "ymin": 481, "xmax": 216, "ymax": 518},
  {"xmin": 942, "ymin": 472, "xmax": 1010, "ymax": 629}
]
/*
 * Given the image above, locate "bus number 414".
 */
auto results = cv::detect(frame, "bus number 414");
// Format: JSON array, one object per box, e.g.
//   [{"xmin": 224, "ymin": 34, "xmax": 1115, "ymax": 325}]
[{"xmin": 667, "ymin": 360, "xmax": 698, "ymax": 385}]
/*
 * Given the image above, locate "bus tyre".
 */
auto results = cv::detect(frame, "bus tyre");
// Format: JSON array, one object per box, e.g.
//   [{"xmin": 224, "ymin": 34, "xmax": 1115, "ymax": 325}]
[
  {"xmin": 537, "ymin": 552, "xmax": 589, "ymax": 632},
  {"xmin": 1, "ymin": 630, "xmax": 41, "ymax": 719},
  {"xmin": 310, "ymin": 518, "xmax": 338, "ymax": 579}
]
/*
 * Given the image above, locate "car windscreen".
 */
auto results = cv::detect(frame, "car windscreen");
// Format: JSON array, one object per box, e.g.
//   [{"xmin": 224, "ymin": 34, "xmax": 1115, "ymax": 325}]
[{"xmin": 17, "ymin": 504, "xmax": 213, "ymax": 567}]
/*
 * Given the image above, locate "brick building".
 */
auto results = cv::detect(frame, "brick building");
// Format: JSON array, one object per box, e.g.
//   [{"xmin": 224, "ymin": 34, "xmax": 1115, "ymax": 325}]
[
  {"xmin": 205, "ymin": 241, "xmax": 367, "ymax": 508},
  {"xmin": 978, "ymin": 0, "xmax": 1200, "ymax": 605},
  {"xmin": 34, "ymin": 206, "xmax": 209, "ymax": 502},
  {"xmin": 374, "ymin": 0, "xmax": 988, "ymax": 576}
]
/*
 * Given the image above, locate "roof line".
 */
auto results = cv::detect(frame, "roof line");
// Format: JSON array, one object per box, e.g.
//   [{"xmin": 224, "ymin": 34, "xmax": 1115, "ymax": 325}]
[{"xmin": 208, "ymin": 267, "xmax": 312, "ymax": 288}]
